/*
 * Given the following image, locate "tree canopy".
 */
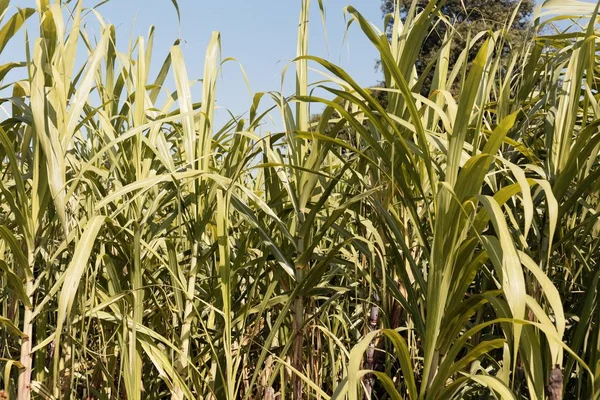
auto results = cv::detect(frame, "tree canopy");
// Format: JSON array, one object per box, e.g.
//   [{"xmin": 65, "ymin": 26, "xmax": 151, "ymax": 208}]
[{"xmin": 381, "ymin": 0, "xmax": 535, "ymax": 93}]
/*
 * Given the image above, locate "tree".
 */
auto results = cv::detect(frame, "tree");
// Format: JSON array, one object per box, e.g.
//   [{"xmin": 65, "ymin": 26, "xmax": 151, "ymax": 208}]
[{"xmin": 380, "ymin": 0, "xmax": 535, "ymax": 94}]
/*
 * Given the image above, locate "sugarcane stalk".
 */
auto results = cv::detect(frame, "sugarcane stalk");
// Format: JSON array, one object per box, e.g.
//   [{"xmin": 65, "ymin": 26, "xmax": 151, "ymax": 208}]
[
  {"xmin": 172, "ymin": 240, "xmax": 199, "ymax": 400},
  {"xmin": 363, "ymin": 291, "xmax": 380, "ymax": 400},
  {"xmin": 18, "ymin": 277, "xmax": 33, "ymax": 400},
  {"xmin": 292, "ymin": 293, "xmax": 305, "ymax": 400},
  {"xmin": 547, "ymin": 365, "xmax": 563, "ymax": 400}
]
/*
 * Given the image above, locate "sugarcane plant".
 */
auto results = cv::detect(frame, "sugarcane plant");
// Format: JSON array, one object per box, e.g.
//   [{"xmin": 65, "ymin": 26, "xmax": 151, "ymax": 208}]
[{"xmin": 0, "ymin": 0, "xmax": 599, "ymax": 399}]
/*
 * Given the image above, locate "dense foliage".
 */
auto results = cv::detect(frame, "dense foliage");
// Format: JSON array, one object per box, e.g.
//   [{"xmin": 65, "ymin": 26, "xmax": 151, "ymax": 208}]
[
  {"xmin": 0, "ymin": 0, "xmax": 599, "ymax": 399},
  {"xmin": 381, "ymin": 0, "xmax": 535, "ymax": 94}
]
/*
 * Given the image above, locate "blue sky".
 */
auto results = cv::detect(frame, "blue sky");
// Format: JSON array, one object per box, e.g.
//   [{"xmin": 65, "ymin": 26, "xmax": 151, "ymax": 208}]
[
  {"xmin": 6, "ymin": 0, "xmax": 384, "ymax": 131},
  {"xmin": 4, "ymin": 0, "xmax": 563, "ymax": 131},
  {"xmin": 101, "ymin": 0, "xmax": 383, "ymax": 130}
]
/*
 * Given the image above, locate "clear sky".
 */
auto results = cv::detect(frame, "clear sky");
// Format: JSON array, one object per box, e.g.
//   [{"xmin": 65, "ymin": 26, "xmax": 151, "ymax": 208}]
[
  {"xmin": 3, "ymin": 0, "xmax": 567, "ymax": 132},
  {"xmin": 100, "ymin": 0, "xmax": 385, "ymax": 130},
  {"xmin": 6, "ymin": 0, "xmax": 384, "ymax": 131}
]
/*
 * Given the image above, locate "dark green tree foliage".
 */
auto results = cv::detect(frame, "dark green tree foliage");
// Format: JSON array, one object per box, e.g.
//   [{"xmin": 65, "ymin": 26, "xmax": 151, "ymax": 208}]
[
  {"xmin": 381, "ymin": 0, "xmax": 535, "ymax": 94},
  {"xmin": 312, "ymin": 0, "xmax": 534, "ymax": 151}
]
